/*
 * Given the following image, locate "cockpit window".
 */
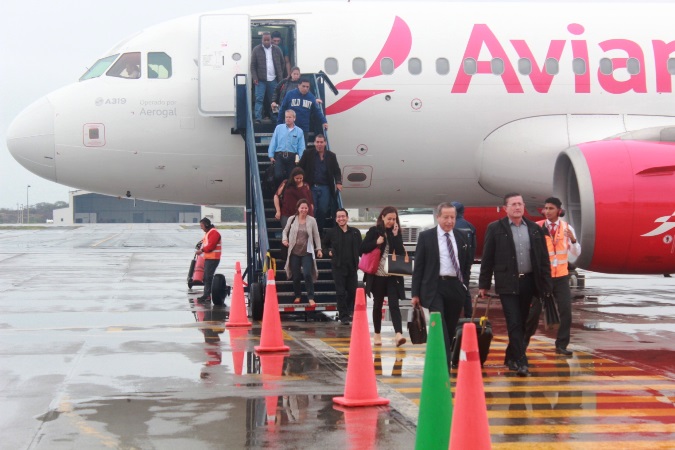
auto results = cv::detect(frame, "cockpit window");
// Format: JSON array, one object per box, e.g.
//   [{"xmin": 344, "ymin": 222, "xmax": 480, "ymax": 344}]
[
  {"xmin": 148, "ymin": 52, "xmax": 172, "ymax": 79},
  {"xmin": 79, "ymin": 54, "xmax": 119, "ymax": 81},
  {"xmin": 107, "ymin": 52, "xmax": 142, "ymax": 79}
]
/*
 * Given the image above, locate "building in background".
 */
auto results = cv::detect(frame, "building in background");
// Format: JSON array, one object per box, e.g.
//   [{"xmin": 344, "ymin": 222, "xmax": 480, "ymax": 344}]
[{"xmin": 53, "ymin": 191, "xmax": 223, "ymax": 225}]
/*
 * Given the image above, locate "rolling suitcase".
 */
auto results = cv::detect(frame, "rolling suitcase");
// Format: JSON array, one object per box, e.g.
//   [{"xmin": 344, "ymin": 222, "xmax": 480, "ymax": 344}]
[
  {"xmin": 187, "ymin": 253, "xmax": 205, "ymax": 289},
  {"xmin": 451, "ymin": 295, "xmax": 493, "ymax": 367}
]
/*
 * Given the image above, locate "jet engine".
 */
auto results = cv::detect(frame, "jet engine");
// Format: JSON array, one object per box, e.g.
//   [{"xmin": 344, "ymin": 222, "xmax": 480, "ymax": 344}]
[{"xmin": 554, "ymin": 128, "xmax": 675, "ymax": 274}]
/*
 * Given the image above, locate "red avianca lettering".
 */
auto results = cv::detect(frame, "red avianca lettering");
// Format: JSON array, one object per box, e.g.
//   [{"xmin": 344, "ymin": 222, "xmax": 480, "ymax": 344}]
[{"xmin": 452, "ymin": 23, "xmax": 675, "ymax": 94}]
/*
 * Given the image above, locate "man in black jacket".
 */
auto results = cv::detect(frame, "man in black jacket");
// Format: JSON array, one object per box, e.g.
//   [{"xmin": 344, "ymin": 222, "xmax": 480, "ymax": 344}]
[
  {"xmin": 412, "ymin": 202, "xmax": 473, "ymax": 368},
  {"xmin": 323, "ymin": 208, "xmax": 362, "ymax": 324},
  {"xmin": 478, "ymin": 193, "xmax": 552, "ymax": 377},
  {"xmin": 298, "ymin": 134, "xmax": 342, "ymax": 234}
]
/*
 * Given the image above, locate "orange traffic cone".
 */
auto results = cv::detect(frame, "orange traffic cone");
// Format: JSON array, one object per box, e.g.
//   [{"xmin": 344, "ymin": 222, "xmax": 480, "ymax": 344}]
[
  {"xmin": 254, "ymin": 270, "xmax": 290, "ymax": 353},
  {"xmin": 226, "ymin": 261, "xmax": 252, "ymax": 328},
  {"xmin": 449, "ymin": 322, "xmax": 492, "ymax": 449},
  {"xmin": 334, "ymin": 405, "xmax": 380, "ymax": 450},
  {"xmin": 333, "ymin": 288, "xmax": 390, "ymax": 407},
  {"xmin": 259, "ymin": 353, "xmax": 286, "ymax": 424},
  {"xmin": 228, "ymin": 327, "xmax": 248, "ymax": 376}
]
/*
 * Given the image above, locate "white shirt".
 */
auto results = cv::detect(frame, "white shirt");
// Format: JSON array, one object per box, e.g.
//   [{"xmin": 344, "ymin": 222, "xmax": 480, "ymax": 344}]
[
  {"xmin": 545, "ymin": 219, "xmax": 581, "ymax": 257},
  {"xmin": 264, "ymin": 46, "xmax": 276, "ymax": 81},
  {"xmin": 437, "ymin": 225, "xmax": 460, "ymax": 277}
]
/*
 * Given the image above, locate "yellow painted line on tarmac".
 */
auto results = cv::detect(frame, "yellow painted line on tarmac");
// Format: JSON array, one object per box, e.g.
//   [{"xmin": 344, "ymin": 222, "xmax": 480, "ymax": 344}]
[
  {"xmin": 492, "ymin": 441, "xmax": 675, "ymax": 450},
  {"xmin": 490, "ymin": 423, "xmax": 675, "ymax": 435},
  {"xmin": 91, "ymin": 233, "xmax": 120, "ymax": 247},
  {"xmin": 487, "ymin": 408, "xmax": 675, "ymax": 419},
  {"xmin": 395, "ymin": 384, "xmax": 675, "ymax": 394},
  {"xmin": 485, "ymin": 395, "xmax": 675, "ymax": 405},
  {"xmin": 380, "ymin": 375, "xmax": 670, "ymax": 384}
]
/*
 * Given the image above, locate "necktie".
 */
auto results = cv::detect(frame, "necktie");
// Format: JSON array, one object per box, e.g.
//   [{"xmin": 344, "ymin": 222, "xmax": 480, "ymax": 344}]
[
  {"xmin": 444, "ymin": 233, "xmax": 463, "ymax": 283},
  {"xmin": 549, "ymin": 223, "xmax": 557, "ymax": 237}
]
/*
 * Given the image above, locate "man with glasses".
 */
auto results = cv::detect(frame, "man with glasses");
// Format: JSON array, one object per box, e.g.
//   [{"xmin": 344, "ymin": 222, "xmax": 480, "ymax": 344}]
[{"xmin": 322, "ymin": 209, "xmax": 362, "ymax": 325}]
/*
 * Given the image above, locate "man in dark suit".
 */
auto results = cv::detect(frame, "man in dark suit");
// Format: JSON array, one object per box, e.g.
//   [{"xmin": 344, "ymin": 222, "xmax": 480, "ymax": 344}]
[
  {"xmin": 412, "ymin": 202, "xmax": 473, "ymax": 369},
  {"xmin": 478, "ymin": 193, "xmax": 552, "ymax": 377}
]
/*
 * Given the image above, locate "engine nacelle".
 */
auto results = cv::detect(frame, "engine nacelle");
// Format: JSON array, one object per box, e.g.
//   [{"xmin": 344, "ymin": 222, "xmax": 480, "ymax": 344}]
[{"xmin": 554, "ymin": 134, "xmax": 675, "ymax": 273}]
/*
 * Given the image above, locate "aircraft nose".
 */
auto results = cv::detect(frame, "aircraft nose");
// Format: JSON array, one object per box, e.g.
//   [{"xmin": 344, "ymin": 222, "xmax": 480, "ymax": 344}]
[{"xmin": 6, "ymin": 96, "xmax": 56, "ymax": 182}]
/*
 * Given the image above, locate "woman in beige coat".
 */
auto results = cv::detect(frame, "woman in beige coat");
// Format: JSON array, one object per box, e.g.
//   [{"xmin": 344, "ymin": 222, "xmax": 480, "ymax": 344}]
[{"xmin": 282, "ymin": 199, "xmax": 323, "ymax": 305}]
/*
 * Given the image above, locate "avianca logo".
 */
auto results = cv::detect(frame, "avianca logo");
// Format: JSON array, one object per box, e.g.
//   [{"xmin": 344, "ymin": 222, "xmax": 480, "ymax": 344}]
[
  {"xmin": 641, "ymin": 211, "xmax": 675, "ymax": 237},
  {"xmin": 325, "ymin": 16, "xmax": 412, "ymax": 116},
  {"xmin": 327, "ymin": 17, "xmax": 675, "ymax": 115}
]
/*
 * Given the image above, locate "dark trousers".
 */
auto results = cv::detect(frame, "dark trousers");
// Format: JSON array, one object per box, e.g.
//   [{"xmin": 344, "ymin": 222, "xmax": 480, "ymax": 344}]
[
  {"xmin": 333, "ymin": 265, "xmax": 357, "ymax": 319},
  {"xmin": 525, "ymin": 275, "xmax": 572, "ymax": 349},
  {"xmin": 371, "ymin": 275, "xmax": 402, "ymax": 334},
  {"xmin": 499, "ymin": 274, "xmax": 535, "ymax": 366},
  {"xmin": 289, "ymin": 253, "xmax": 314, "ymax": 300},
  {"xmin": 202, "ymin": 259, "xmax": 220, "ymax": 298},
  {"xmin": 274, "ymin": 152, "xmax": 296, "ymax": 186},
  {"xmin": 428, "ymin": 277, "xmax": 466, "ymax": 367},
  {"xmin": 310, "ymin": 184, "xmax": 331, "ymax": 234}
]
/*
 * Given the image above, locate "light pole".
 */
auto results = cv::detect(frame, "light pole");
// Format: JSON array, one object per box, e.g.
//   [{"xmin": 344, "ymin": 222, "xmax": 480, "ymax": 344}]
[{"xmin": 26, "ymin": 185, "xmax": 31, "ymax": 224}]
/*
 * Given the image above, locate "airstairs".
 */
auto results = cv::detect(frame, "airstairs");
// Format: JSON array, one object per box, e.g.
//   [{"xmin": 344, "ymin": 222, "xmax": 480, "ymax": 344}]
[{"xmin": 232, "ymin": 74, "xmax": 342, "ymax": 321}]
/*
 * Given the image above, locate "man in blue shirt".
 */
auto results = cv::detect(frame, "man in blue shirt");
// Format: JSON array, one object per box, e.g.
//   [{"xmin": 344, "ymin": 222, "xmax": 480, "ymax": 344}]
[
  {"xmin": 277, "ymin": 78, "xmax": 328, "ymax": 142},
  {"xmin": 268, "ymin": 109, "xmax": 305, "ymax": 185}
]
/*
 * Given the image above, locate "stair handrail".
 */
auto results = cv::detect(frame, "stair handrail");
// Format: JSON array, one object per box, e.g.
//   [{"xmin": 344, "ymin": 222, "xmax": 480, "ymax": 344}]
[{"xmin": 235, "ymin": 74, "xmax": 269, "ymax": 285}]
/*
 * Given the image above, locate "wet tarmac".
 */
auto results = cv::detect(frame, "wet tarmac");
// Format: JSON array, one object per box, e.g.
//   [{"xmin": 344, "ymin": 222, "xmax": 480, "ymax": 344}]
[{"xmin": 1, "ymin": 224, "xmax": 674, "ymax": 449}]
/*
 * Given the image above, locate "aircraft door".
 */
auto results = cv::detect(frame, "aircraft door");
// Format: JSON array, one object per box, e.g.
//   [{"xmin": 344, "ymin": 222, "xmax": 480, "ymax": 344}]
[{"xmin": 199, "ymin": 14, "xmax": 250, "ymax": 116}]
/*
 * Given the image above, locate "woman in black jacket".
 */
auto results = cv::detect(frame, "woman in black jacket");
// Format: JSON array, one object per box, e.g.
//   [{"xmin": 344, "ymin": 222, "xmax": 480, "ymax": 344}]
[{"xmin": 360, "ymin": 206, "xmax": 406, "ymax": 347}]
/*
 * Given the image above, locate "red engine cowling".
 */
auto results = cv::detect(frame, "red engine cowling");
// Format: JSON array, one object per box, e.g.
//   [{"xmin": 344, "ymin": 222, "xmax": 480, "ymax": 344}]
[{"xmin": 554, "ymin": 137, "xmax": 675, "ymax": 274}]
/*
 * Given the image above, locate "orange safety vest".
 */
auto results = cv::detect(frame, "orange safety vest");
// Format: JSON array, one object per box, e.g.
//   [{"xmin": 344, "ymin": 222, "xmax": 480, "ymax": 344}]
[
  {"xmin": 202, "ymin": 228, "xmax": 222, "ymax": 260},
  {"xmin": 537, "ymin": 219, "xmax": 569, "ymax": 278}
]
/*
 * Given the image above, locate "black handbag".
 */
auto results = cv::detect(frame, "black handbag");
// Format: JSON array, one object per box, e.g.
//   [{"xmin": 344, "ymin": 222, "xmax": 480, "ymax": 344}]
[
  {"xmin": 384, "ymin": 249, "xmax": 414, "ymax": 276},
  {"xmin": 407, "ymin": 304, "xmax": 427, "ymax": 344}
]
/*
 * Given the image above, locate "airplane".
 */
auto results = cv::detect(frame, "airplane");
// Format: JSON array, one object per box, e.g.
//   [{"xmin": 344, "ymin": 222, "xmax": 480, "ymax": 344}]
[{"xmin": 6, "ymin": 1, "xmax": 675, "ymax": 275}]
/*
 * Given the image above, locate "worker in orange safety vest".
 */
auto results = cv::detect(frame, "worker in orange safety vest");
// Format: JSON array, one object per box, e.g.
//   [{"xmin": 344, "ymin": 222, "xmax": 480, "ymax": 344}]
[
  {"xmin": 525, "ymin": 197, "xmax": 581, "ymax": 356},
  {"xmin": 196, "ymin": 217, "xmax": 221, "ymax": 302}
]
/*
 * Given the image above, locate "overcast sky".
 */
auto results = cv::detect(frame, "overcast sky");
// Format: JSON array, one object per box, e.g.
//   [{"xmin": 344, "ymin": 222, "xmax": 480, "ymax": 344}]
[
  {"xmin": 0, "ymin": 0, "xmax": 282, "ymax": 209},
  {"xmin": 0, "ymin": 0, "xmax": 664, "ymax": 209}
]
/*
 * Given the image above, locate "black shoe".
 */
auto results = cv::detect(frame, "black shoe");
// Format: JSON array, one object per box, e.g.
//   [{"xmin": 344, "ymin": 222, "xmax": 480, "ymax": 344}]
[
  {"xmin": 340, "ymin": 318, "xmax": 351, "ymax": 325},
  {"xmin": 506, "ymin": 359, "xmax": 519, "ymax": 371},
  {"xmin": 517, "ymin": 365, "xmax": 530, "ymax": 377},
  {"xmin": 555, "ymin": 346, "xmax": 573, "ymax": 356},
  {"xmin": 196, "ymin": 295, "xmax": 210, "ymax": 302}
]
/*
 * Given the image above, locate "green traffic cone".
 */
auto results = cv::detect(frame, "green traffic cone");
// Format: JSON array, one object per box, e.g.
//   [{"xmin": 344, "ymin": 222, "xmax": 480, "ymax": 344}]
[{"xmin": 415, "ymin": 312, "xmax": 453, "ymax": 450}]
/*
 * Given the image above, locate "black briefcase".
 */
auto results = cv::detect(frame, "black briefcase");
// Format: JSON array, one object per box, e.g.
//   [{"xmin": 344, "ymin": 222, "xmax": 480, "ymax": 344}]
[
  {"xmin": 450, "ymin": 295, "xmax": 493, "ymax": 367},
  {"xmin": 407, "ymin": 304, "xmax": 427, "ymax": 344}
]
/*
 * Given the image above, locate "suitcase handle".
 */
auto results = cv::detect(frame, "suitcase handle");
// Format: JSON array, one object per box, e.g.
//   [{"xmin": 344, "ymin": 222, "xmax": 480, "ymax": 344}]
[{"xmin": 470, "ymin": 294, "xmax": 493, "ymax": 334}]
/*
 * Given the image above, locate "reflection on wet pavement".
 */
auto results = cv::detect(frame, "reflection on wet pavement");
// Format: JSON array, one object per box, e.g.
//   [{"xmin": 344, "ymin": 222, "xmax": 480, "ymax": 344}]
[
  {"xmin": 2, "ymin": 225, "xmax": 675, "ymax": 449},
  {"xmin": 322, "ymin": 333, "xmax": 675, "ymax": 447}
]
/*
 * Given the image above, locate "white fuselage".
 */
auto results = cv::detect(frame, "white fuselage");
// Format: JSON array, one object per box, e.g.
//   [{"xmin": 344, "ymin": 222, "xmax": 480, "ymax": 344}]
[{"xmin": 8, "ymin": 1, "xmax": 675, "ymax": 207}]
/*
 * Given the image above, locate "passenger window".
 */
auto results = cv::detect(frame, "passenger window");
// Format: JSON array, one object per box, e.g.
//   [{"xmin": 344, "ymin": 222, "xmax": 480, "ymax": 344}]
[
  {"xmin": 600, "ymin": 58, "xmax": 613, "ymax": 75},
  {"xmin": 148, "ymin": 52, "xmax": 172, "ymax": 79},
  {"xmin": 107, "ymin": 52, "xmax": 142, "ymax": 79},
  {"xmin": 669, "ymin": 58, "xmax": 675, "ymax": 75},
  {"xmin": 545, "ymin": 58, "xmax": 559, "ymax": 75},
  {"xmin": 463, "ymin": 58, "xmax": 477, "ymax": 75},
  {"xmin": 408, "ymin": 57, "xmax": 422, "ymax": 75},
  {"xmin": 324, "ymin": 57, "xmax": 338, "ymax": 75},
  {"xmin": 380, "ymin": 57, "xmax": 394, "ymax": 75},
  {"xmin": 352, "ymin": 57, "xmax": 366, "ymax": 75},
  {"xmin": 518, "ymin": 58, "xmax": 532, "ymax": 75},
  {"xmin": 435, "ymin": 58, "xmax": 450, "ymax": 75},
  {"xmin": 491, "ymin": 58, "xmax": 505, "ymax": 75},
  {"xmin": 627, "ymin": 57, "xmax": 640, "ymax": 75},
  {"xmin": 80, "ymin": 54, "xmax": 119, "ymax": 81},
  {"xmin": 572, "ymin": 58, "xmax": 586, "ymax": 75}
]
